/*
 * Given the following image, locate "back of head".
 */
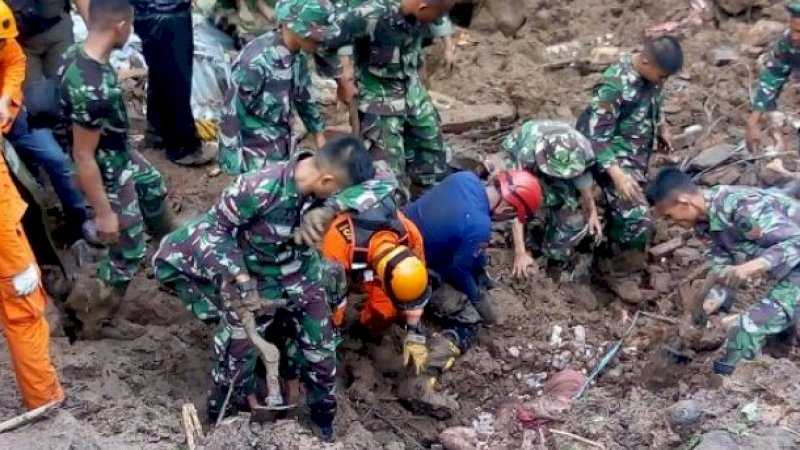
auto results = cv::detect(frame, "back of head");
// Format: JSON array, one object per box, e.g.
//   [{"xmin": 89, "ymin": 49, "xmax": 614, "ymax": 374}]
[
  {"xmin": 88, "ymin": 0, "xmax": 132, "ymax": 30},
  {"xmin": 316, "ymin": 134, "xmax": 375, "ymax": 185},
  {"xmin": 497, "ymin": 170, "xmax": 543, "ymax": 222},
  {"xmin": 643, "ymin": 36, "xmax": 684, "ymax": 75},
  {"xmin": 0, "ymin": 0, "xmax": 18, "ymax": 40},
  {"xmin": 645, "ymin": 166, "xmax": 698, "ymax": 206}
]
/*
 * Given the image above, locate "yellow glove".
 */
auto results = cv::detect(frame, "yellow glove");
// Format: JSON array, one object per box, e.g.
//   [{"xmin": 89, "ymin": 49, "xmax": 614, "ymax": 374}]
[
  {"xmin": 403, "ymin": 331, "xmax": 428, "ymax": 375},
  {"xmin": 195, "ymin": 119, "xmax": 219, "ymax": 141}
]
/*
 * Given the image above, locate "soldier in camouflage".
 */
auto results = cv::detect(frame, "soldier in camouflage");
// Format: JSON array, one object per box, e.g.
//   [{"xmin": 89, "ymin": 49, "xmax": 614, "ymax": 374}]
[
  {"xmin": 323, "ymin": 0, "xmax": 456, "ymax": 203},
  {"xmin": 579, "ymin": 36, "xmax": 683, "ymax": 254},
  {"xmin": 153, "ymin": 135, "xmax": 391, "ymax": 441},
  {"xmin": 746, "ymin": 1, "xmax": 800, "ymax": 152},
  {"xmin": 485, "ymin": 120, "xmax": 601, "ymax": 278},
  {"xmin": 647, "ymin": 167, "xmax": 800, "ymax": 376},
  {"xmin": 59, "ymin": 0, "xmax": 177, "ymax": 340},
  {"xmin": 218, "ymin": 0, "xmax": 340, "ymax": 174}
]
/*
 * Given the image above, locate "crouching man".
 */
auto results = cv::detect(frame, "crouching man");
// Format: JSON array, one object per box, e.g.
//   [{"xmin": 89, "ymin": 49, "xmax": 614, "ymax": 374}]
[{"xmin": 647, "ymin": 167, "xmax": 800, "ymax": 376}]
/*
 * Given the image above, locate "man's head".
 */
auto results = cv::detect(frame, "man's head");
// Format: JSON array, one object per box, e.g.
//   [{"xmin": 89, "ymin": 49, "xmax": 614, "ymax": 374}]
[
  {"xmin": 276, "ymin": 0, "xmax": 339, "ymax": 53},
  {"xmin": 787, "ymin": 2, "xmax": 800, "ymax": 46},
  {"xmin": 645, "ymin": 167, "xmax": 705, "ymax": 228},
  {"xmin": 401, "ymin": 0, "xmax": 455, "ymax": 24},
  {"xmin": 0, "ymin": 0, "xmax": 18, "ymax": 50},
  {"xmin": 308, "ymin": 134, "xmax": 375, "ymax": 198},
  {"xmin": 88, "ymin": 0, "xmax": 134, "ymax": 49},
  {"xmin": 488, "ymin": 170, "xmax": 543, "ymax": 222},
  {"xmin": 637, "ymin": 36, "xmax": 684, "ymax": 85}
]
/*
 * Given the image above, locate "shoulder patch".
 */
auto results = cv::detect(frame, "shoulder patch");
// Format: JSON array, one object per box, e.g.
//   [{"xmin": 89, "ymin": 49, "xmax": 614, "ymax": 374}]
[{"xmin": 336, "ymin": 220, "xmax": 353, "ymax": 243}]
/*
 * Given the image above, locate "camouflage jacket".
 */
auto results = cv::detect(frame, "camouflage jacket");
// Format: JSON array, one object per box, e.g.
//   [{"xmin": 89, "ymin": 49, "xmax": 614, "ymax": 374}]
[
  {"xmin": 196, "ymin": 152, "xmax": 396, "ymax": 278},
  {"xmin": 702, "ymin": 185, "xmax": 800, "ymax": 280},
  {"xmin": 219, "ymin": 30, "xmax": 324, "ymax": 167},
  {"xmin": 499, "ymin": 120, "xmax": 595, "ymax": 208},
  {"xmin": 60, "ymin": 44, "xmax": 130, "ymax": 155},
  {"xmin": 584, "ymin": 54, "xmax": 664, "ymax": 180},
  {"xmin": 325, "ymin": 0, "xmax": 450, "ymax": 114},
  {"xmin": 751, "ymin": 30, "xmax": 800, "ymax": 113}
]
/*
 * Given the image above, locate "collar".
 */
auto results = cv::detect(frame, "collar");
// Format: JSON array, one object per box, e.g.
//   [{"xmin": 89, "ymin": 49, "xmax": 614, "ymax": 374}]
[
  {"xmin": 621, "ymin": 53, "xmax": 649, "ymax": 89},
  {"xmin": 704, "ymin": 187, "xmax": 725, "ymax": 232}
]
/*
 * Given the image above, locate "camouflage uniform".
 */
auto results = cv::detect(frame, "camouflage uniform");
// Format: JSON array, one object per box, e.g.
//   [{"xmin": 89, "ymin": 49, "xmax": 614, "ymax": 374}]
[
  {"xmin": 219, "ymin": 0, "xmax": 340, "ymax": 174},
  {"xmin": 325, "ymin": 0, "xmax": 450, "ymax": 199},
  {"xmin": 60, "ymin": 44, "xmax": 168, "ymax": 289},
  {"xmin": 751, "ymin": 30, "xmax": 800, "ymax": 113},
  {"xmin": 700, "ymin": 186, "xmax": 800, "ymax": 368},
  {"xmin": 152, "ymin": 152, "xmax": 394, "ymax": 421},
  {"xmin": 218, "ymin": 31, "xmax": 325, "ymax": 174},
  {"xmin": 581, "ymin": 54, "xmax": 662, "ymax": 251},
  {"xmin": 499, "ymin": 120, "xmax": 595, "ymax": 262}
]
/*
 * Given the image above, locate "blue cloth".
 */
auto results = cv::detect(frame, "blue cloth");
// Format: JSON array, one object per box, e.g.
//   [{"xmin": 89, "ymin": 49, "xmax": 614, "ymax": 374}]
[
  {"xmin": 404, "ymin": 172, "xmax": 491, "ymax": 301},
  {"xmin": 8, "ymin": 109, "xmax": 88, "ymax": 241}
]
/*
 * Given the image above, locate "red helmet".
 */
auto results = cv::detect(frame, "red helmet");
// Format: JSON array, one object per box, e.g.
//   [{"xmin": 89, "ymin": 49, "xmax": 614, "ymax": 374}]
[{"xmin": 497, "ymin": 170, "xmax": 543, "ymax": 222}]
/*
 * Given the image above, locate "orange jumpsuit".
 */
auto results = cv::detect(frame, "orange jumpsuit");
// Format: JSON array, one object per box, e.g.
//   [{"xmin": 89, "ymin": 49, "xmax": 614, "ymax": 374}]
[
  {"xmin": 322, "ymin": 211, "xmax": 426, "ymax": 333},
  {"xmin": 0, "ymin": 146, "xmax": 64, "ymax": 409},
  {"xmin": 0, "ymin": 38, "xmax": 26, "ymax": 132}
]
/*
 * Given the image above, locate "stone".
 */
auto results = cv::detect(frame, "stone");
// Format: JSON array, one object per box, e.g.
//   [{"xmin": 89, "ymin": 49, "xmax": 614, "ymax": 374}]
[
  {"xmin": 700, "ymin": 165, "xmax": 742, "ymax": 186},
  {"xmin": 485, "ymin": 0, "xmax": 527, "ymax": 37},
  {"xmin": 716, "ymin": 0, "xmax": 764, "ymax": 15},
  {"xmin": 590, "ymin": 46, "xmax": 621, "ymax": 66},
  {"xmin": 667, "ymin": 399, "xmax": 703, "ymax": 428},
  {"xmin": 694, "ymin": 430, "xmax": 739, "ymax": 450},
  {"xmin": 743, "ymin": 20, "xmax": 785, "ymax": 48},
  {"xmin": 689, "ymin": 144, "xmax": 740, "ymax": 170},
  {"xmin": 712, "ymin": 47, "xmax": 739, "ymax": 66},
  {"xmin": 650, "ymin": 272, "xmax": 673, "ymax": 293},
  {"xmin": 609, "ymin": 279, "xmax": 643, "ymax": 304},
  {"xmin": 649, "ymin": 236, "xmax": 685, "ymax": 257},
  {"xmin": 0, "ymin": 410, "xmax": 126, "ymax": 450},
  {"xmin": 674, "ymin": 247, "xmax": 702, "ymax": 265},
  {"xmin": 672, "ymin": 125, "xmax": 704, "ymax": 150},
  {"xmin": 440, "ymin": 102, "xmax": 517, "ymax": 134}
]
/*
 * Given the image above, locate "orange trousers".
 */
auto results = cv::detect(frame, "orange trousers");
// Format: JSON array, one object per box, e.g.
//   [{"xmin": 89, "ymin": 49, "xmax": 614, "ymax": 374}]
[
  {"xmin": 0, "ymin": 227, "xmax": 63, "ymax": 409},
  {"xmin": 360, "ymin": 282, "xmax": 398, "ymax": 334}
]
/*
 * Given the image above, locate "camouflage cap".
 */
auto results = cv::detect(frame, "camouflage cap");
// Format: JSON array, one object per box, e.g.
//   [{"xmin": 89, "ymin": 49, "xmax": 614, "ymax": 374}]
[
  {"xmin": 503, "ymin": 120, "xmax": 595, "ymax": 180},
  {"xmin": 788, "ymin": 1, "xmax": 800, "ymax": 15},
  {"xmin": 275, "ymin": 0, "xmax": 340, "ymax": 42}
]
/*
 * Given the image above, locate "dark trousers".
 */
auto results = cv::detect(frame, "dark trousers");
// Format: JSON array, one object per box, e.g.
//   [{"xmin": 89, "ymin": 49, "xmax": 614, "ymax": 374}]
[{"xmin": 134, "ymin": 11, "xmax": 199, "ymax": 160}]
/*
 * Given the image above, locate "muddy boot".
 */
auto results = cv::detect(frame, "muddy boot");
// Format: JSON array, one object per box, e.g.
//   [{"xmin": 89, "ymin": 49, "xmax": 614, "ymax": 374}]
[
  {"xmin": 310, "ymin": 412, "xmax": 335, "ymax": 443},
  {"xmin": 144, "ymin": 204, "xmax": 180, "ymax": 240},
  {"xmin": 472, "ymin": 295, "xmax": 497, "ymax": 325},
  {"xmin": 63, "ymin": 273, "xmax": 116, "ymax": 341},
  {"xmin": 98, "ymin": 287, "xmax": 145, "ymax": 341}
]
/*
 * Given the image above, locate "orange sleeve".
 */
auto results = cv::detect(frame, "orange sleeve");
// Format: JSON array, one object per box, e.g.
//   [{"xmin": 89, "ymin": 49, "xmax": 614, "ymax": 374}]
[
  {"xmin": 321, "ymin": 213, "xmax": 354, "ymax": 271},
  {"xmin": 0, "ymin": 151, "xmax": 31, "ymax": 277},
  {"xmin": 0, "ymin": 39, "xmax": 26, "ymax": 108}
]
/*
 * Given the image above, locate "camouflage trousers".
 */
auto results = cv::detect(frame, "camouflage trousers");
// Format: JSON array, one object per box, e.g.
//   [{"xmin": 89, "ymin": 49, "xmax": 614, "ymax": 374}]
[
  {"xmin": 211, "ymin": 254, "xmax": 337, "ymax": 419},
  {"xmin": 96, "ymin": 148, "xmax": 167, "ymax": 288},
  {"xmin": 427, "ymin": 283, "xmax": 482, "ymax": 359},
  {"xmin": 540, "ymin": 182, "xmax": 586, "ymax": 263},
  {"xmin": 361, "ymin": 83, "xmax": 448, "ymax": 203},
  {"xmin": 597, "ymin": 172, "xmax": 653, "ymax": 252},
  {"xmin": 720, "ymin": 270, "xmax": 800, "ymax": 366},
  {"xmin": 219, "ymin": 135, "xmax": 291, "ymax": 175}
]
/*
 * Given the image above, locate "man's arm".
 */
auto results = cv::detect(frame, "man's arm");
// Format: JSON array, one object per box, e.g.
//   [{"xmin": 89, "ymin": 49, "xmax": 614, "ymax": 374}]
[
  {"xmin": 72, "ymin": 124, "xmax": 116, "ymax": 241},
  {"xmin": 751, "ymin": 34, "xmax": 793, "ymax": 114},
  {"xmin": 72, "ymin": 0, "xmax": 90, "ymax": 23},
  {"xmin": 731, "ymin": 199, "xmax": 800, "ymax": 281},
  {"xmin": 0, "ymin": 40, "xmax": 26, "ymax": 129},
  {"xmin": 294, "ymin": 55, "xmax": 326, "ymax": 149}
]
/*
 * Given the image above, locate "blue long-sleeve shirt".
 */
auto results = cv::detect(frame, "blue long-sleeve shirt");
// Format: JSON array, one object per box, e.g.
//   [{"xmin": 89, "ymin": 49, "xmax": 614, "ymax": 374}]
[{"xmin": 404, "ymin": 172, "xmax": 491, "ymax": 301}]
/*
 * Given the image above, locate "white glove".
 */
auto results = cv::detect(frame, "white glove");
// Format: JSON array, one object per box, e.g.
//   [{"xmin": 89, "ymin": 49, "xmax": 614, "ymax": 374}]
[{"xmin": 12, "ymin": 264, "xmax": 39, "ymax": 297}]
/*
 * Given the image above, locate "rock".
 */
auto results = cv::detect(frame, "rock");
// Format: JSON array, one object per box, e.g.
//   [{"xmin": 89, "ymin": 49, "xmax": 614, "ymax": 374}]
[
  {"xmin": 716, "ymin": 0, "xmax": 763, "ymax": 15},
  {"xmin": 672, "ymin": 125, "xmax": 704, "ymax": 150},
  {"xmin": 694, "ymin": 430, "xmax": 739, "ymax": 450},
  {"xmin": 712, "ymin": 47, "xmax": 739, "ymax": 66},
  {"xmin": 650, "ymin": 272, "xmax": 673, "ymax": 293},
  {"xmin": 439, "ymin": 426, "xmax": 478, "ymax": 450},
  {"xmin": 609, "ymin": 279, "xmax": 643, "ymax": 304},
  {"xmin": 0, "ymin": 410, "xmax": 123, "ymax": 450},
  {"xmin": 701, "ymin": 165, "xmax": 742, "ymax": 186},
  {"xmin": 590, "ymin": 46, "xmax": 621, "ymax": 66},
  {"xmin": 667, "ymin": 399, "xmax": 703, "ymax": 427},
  {"xmin": 545, "ymin": 41, "xmax": 582, "ymax": 62},
  {"xmin": 674, "ymin": 247, "xmax": 702, "ymax": 265},
  {"xmin": 741, "ymin": 427, "xmax": 798, "ymax": 449},
  {"xmin": 689, "ymin": 144, "xmax": 739, "ymax": 170},
  {"xmin": 743, "ymin": 20, "xmax": 785, "ymax": 48},
  {"xmin": 649, "ymin": 236, "xmax": 685, "ymax": 258},
  {"xmin": 485, "ymin": 0, "xmax": 527, "ymax": 37},
  {"xmin": 440, "ymin": 102, "xmax": 517, "ymax": 134}
]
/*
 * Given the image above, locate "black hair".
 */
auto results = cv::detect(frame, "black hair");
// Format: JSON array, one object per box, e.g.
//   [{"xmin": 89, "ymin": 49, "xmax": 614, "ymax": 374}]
[
  {"xmin": 316, "ymin": 134, "xmax": 375, "ymax": 184},
  {"xmin": 89, "ymin": 0, "xmax": 133, "ymax": 27},
  {"xmin": 645, "ymin": 166, "xmax": 699, "ymax": 206},
  {"xmin": 643, "ymin": 36, "xmax": 684, "ymax": 75}
]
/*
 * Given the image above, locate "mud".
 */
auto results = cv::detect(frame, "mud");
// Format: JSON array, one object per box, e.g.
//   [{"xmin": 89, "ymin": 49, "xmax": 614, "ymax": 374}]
[{"xmin": 2, "ymin": 0, "xmax": 800, "ymax": 448}]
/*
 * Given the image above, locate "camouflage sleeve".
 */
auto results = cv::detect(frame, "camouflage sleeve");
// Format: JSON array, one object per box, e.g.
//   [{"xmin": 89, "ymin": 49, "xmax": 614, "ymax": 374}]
[
  {"xmin": 331, "ymin": 160, "xmax": 398, "ymax": 212},
  {"xmin": 752, "ymin": 35, "xmax": 793, "ymax": 112},
  {"xmin": 232, "ymin": 57, "xmax": 267, "ymax": 113},
  {"xmin": 732, "ymin": 198, "xmax": 800, "ymax": 280},
  {"xmin": 63, "ymin": 74, "xmax": 111, "ymax": 129},
  {"xmin": 324, "ymin": 1, "xmax": 384, "ymax": 51},
  {"xmin": 206, "ymin": 174, "xmax": 280, "ymax": 276},
  {"xmin": 587, "ymin": 72, "xmax": 624, "ymax": 171},
  {"xmin": 295, "ymin": 54, "xmax": 325, "ymax": 135}
]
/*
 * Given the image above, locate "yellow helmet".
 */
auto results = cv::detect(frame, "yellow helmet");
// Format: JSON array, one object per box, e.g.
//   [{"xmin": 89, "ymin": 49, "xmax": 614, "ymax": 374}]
[
  {"xmin": 0, "ymin": 1, "xmax": 18, "ymax": 40},
  {"xmin": 374, "ymin": 242, "xmax": 428, "ymax": 304}
]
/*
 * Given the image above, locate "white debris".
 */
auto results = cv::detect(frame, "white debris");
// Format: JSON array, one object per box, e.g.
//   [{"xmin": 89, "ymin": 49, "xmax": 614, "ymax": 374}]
[
  {"xmin": 550, "ymin": 325, "xmax": 563, "ymax": 347},
  {"xmin": 508, "ymin": 346, "xmax": 521, "ymax": 358},
  {"xmin": 574, "ymin": 325, "xmax": 586, "ymax": 345}
]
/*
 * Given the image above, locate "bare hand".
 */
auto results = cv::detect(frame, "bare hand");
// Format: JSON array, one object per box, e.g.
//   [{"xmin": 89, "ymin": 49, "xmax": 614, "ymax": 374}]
[
  {"xmin": 587, "ymin": 210, "xmax": 603, "ymax": 245},
  {"xmin": 612, "ymin": 171, "xmax": 644, "ymax": 203},
  {"xmin": 337, "ymin": 78, "xmax": 357, "ymax": 104},
  {"xmin": 745, "ymin": 122, "xmax": 762, "ymax": 152},
  {"xmin": 511, "ymin": 252, "xmax": 538, "ymax": 279},
  {"xmin": 95, "ymin": 211, "xmax": 120, "ymax": 244},
  {"xmin": 719, "ymin": 260, "xmax": 765, "ymax": 288},
  {"xmin": 657, "ymin": 128, "xmax": 674, "ymax": 153},
  {"xmin": 293, "ymin": 206, "xmax": 337, "ymax": 247}
]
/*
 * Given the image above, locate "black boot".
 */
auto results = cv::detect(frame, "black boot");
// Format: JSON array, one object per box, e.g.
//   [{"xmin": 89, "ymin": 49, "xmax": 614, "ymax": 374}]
[{"xmin": 311, "ymin": 412, "xmax": 335, "ymax": 443}]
